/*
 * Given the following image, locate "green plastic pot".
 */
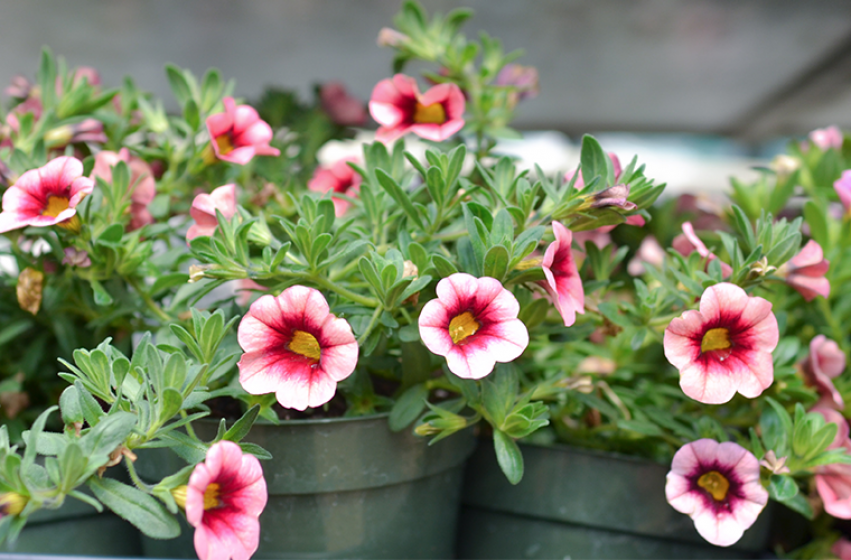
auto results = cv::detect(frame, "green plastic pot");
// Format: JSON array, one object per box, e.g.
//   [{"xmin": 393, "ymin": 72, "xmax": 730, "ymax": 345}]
[
  {"xmin": 137, "ymin": 413, "xmax": 476, "ymax": 559},
  {"xmin": 2, "ymin": 492, "xmax": 142, "ymax": 556},
  {"xmin": 457, "ymin": 442, "xmax": 772, "ymax": 559}
]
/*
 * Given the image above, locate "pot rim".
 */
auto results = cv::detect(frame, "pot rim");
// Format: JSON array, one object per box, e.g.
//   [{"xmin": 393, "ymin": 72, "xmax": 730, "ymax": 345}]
[{"xmin": 204, "ymin": 410, "xmax": 392, "ymax": 427}]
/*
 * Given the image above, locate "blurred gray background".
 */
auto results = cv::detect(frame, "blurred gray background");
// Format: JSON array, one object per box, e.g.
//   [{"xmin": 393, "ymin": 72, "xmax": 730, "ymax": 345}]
[{"xmin": 2, "ymin": 0, "xmax": 851, "ymax": 141}]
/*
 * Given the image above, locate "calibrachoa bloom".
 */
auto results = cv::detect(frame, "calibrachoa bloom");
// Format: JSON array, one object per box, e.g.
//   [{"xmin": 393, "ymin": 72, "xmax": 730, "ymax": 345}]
[
  {"xmin": 812, "ymin": 407, "xmax": 851, "ymax": 518},
  {"xmin": 809, "ymin": 125, "xmax": 843, "ymax": 151},
  {"xmin": 187, "ymin": 184, "xmax": 237, "ymax": 242},
  {"xmin": 627, "ymin": 235, "xmax": 666, "ymax": 276},
  {"xmin": 672, "ymin": 222, "xmax": 733, "ymax": 277},
  {"xmin": 91, "ymin": 148, "xmax": 156, "ymax": 231},
  {"xmin": 666, "ymin": 439, "xmax": 768, "ymax": 547},
  {"xmin": 782, "ymin": 239, "xmax": 830, "ymax": 301},
  {"xmin": 237, "ymin": 286, "xmax": 358, "ymax": 410},
  {"xmin": 320, "ymin": 82, "xmax": 367, "ymax": 127},
  {"xmin": 0, "ymin": 156, "xmax": 94, "ymax": 234},
  {"xmin": 664, "ymin": 283, "xmax": 779, "ymax": 404},
  {"xmin": 206, "ymin": 97, "xmax": 280, "ymax": 165},
  {"xmin": 369, "ymin": 74, "xmax": 465, "ymax": 143},
  {"xmin": 176, "ymin": 440, "xmax": 267, "ymax": 560},
  {"xmin": 835, "ymin": 170, "xmax": 851, "ymax": 215},
  {"xmin": 541, "ymin": 221, "xmax": 585, "ymax": 326},
  {"xmin": 307, "ymin": 158, "xmax": 361, "ymax": 217},
  {"xmin": 419, "ymin": 273, "xmax": 528, "ymax": 379},
  {"xmin": 802, "ymin": 335, "xmax": 846, "ymax": 409}
]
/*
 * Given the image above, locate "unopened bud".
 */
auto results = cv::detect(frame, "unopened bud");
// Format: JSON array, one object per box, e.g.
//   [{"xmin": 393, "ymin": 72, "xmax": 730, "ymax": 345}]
[
  {"xmin": 748, "ymin": 257, "xmax": 776, "ymax": 280},
  {"xmin": 188, "ymin": 264, "xmax": 212, "ymax": 283},
  {"xmin": 0, "ymin": 492, "xmax": 27, "ymax": 516},
  {"xmin": 770, "ymin": 155, "xmax": 801, "ymax": 176},
  {"xmin": 171, "ymin": 485, "xmax": 188, "ymax": 509},
  {"xmin": 759, "ymin": 450, "xmax": 790, "ymax": 474},
  {"xmin": 377, "ymin": 27, "xmax": 409, "ymax": 48}
]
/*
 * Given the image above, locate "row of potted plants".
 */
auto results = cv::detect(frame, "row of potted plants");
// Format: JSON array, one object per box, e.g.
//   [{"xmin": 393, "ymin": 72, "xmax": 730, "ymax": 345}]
[{"xmin": 1, "ymin": 2, "xmax": 851, "ymax": 559}]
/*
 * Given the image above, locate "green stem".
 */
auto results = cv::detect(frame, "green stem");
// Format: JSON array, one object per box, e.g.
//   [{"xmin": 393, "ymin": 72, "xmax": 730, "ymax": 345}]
[
  {"xmin": 124, "ymin": 458, "xmax": 151, "ymax": 493},
  {"xmin": 310, "ymin": 276, "xmax": 380, "ymax": 308},
  {"xmin": 357, "ymin": 305, "xmax": 384, "ymax": 346},
  {"xmin": 127, "ymin": 277, "xmax": 172, "ymax": 323}
]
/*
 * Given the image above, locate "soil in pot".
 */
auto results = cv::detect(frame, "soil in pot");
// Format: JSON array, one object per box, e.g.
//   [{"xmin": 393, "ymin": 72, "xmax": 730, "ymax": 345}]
[
  {"xmin": 456, "ymin": 441, "xmax": 772, "ymax": 559},
  {"xmin": 136, "ymin": 413, "xmax": 476, "ymax": 559}
]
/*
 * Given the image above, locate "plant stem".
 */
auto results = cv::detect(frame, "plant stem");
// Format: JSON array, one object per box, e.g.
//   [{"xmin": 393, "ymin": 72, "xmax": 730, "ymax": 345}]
[
  {"xmin": 124, "ymin": 458, "xmax": 151, "ymax": 493},
  {"xmin": 310, "ymin": 275, "xmax": 380, "ymax": 308},
  {"xmin": 357, "ymin": 305, "xmax": 384, "ymax": 346},
  {"xmin": 127, "ymin": 277, "xmax": 172, "ymax": 323}
]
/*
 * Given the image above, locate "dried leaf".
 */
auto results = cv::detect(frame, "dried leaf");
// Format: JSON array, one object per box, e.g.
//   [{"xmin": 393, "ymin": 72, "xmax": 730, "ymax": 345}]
[{"xmin": 17, "ymin": 268, "xmax": 44, "ymax": 315}]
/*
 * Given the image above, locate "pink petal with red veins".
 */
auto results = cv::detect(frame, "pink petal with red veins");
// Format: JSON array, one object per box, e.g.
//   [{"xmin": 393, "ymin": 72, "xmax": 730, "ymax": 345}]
[
  {"xmin": 699, "ymin": 283, "xmax": 749, "ymax": 322},
  {"xmin": 734, "ymin": 350, "xmax": 775, "ymax": 399},
  {"xmin": 665, "ymin": 472, "xmax": 697, "ymax": 512},
  {"xmin": 218, "ymin": 147, "xmax": 256, "ymax": 166},
  {"xmin": 41, "ymin": 156, "xmax": 83, "ymax": 192},
  {"xmin": 418, "ymin": 83, "xmax": 454, "ymax": 106},
  {"xmin": 662, "ymin": 311, "xmax": 704, "ymax": 366},
  {"xmin": 411, "ymin": 120, "xmax": 461, "ymax": 142},
  {"xmin": 678, "ymin": 360, "xmax": 738, "ymax": 404},
  {"xmin": 232, "ymin": 105, "xmax": 261, "ymax": 135},
  {"xmin": 375, "ymin": 124, "xmax": 411, "ymax": 143},
  {"xmin": 207, "ymin": 112, "xmax": 233, "ymax": 138},
  {"xmin": 445, "ymin": 344, "xmax": 496, "ymax": 379},
  {"xmin": 370, "ymin": 78, "xmax": 407, "ymax": 105},
  {"xmin": 391, "ymin": 74, "xmax": 420, "ymax": 98},
  {"xmin": 318, "ymin": 314, "xmax": 358, "ymax": 350},
  {"xmin": 692, "ymin": 508, "xmax": 746, "ymax": 547},
  {"xmin": 68, "ymin": 176, "xmax": 94, "ymax": 205},
  {"xmin": 789, "ymin": 240, "xmax": 828, "ymax": 272},
  {"xmin": 788, "ymin": 274, "xmax": 830, "ymax": 301},
  {"xmin": 467, "ymin": 319, "xmax": 528, "ymax": 361},
  {"xmin": 436, "ymin": 273, "xmax": 478, "ymax": 311},
  {"xmin": 236, "ymin": 120, "xmax": 274, "ymax": 147},
  {"xmin": 816, "ymin": 466, "xmax": 851, "ymax": 519},
  {"xmin": 0, "ymin": 213, "xmax": 31, "ymax": 233}
]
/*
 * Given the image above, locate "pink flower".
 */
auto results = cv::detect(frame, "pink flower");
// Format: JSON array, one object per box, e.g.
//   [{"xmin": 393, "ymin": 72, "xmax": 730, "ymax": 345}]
[
  {"xmin": 835, "ymin": 170, "xmax": 851, "ymax": 215},
  {"xmin": 0, "ymin": 156, "xmax": 94, "ymax": 234},
  {"xmin": 185, "ymin": 441, "xmax": 267, "ymax": 560},
  {"xmin": 834, "ymin": 538, "xmax": 851, "ymax": 560},
  {"xmin": 666, "ymin": 439, "xmax": 768, "ymax": 547},
  {"xmin": 307, "ymin": 158, "xmax": 361, "ymax": 217},
  {"xmin": 91, "ymin": 149, "xmax": 156, "ymax": 230},
  {"xmin": 5, "ymin": 75, "xmax": 34, "ymax": 99},
  {"xmin": 812, "ymin": 407, "xmax": 851, "ymax": 519},
  {"xmin": 809, "ymin": 126, "xmax": 843, "ymax": 151},
  {"xmin": 672, "ymin": 222, "xmax": 733, "ymax": 277},
  {"xmin": 369, "ymin": 74, "xmax": 465, "ymax": 143},
  {"xmin": 664, "ymin": 283, "xmax": 779, "ymax": 404},
  {"xmin": 235, "ymin": 278, "xmax": 267, "ymax": 307},
  {"xmin": 494, "ymin": 64, "xmax": 540, "ymax": 105},
  {"xmin": 237, "ymin": 286, "xmax": 358, "ymax": 411},
  {"xmin": 56, "ymin": 66, "xmax": 101, "ymax": 95},
  {"xmin": 564, "ymin": 153, "xmax": 622, "ymax": 191},
  {"xmin": 419, "ymin": 273, "xmax": 528, "ymax": 379},
  {"xmin": 782, "ymin": 240, "xmax": 830, "ymax": 301},
  {"xmin": 320, "ymin": 82, "xmax": 367, "ymax": 127},
  {"xmin": 62, "ymin": 247, "xmax": 91, "ymax": 268},
  {"xmin": 541, "ymin": 221, "xmax": 585, "ymax": 326},
  {"xmin": 206, "ymin": 97, "xmax": 280, "ymax": 165},
  {"xmin": 628, "ymin": 235, "xmax": 666, "ymax": 276},
  {"xmin": 187, "ymin": 185, "xmax": 237, "ymax": 242},
  {"xmin": 802, "ymin": 335, "xmax": 846, "ymax": 410}
]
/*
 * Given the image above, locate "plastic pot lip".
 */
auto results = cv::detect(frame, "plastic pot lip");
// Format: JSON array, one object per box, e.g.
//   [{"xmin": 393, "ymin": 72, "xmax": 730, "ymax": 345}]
[{"xmin": 517, "ymin": 439, "xmax": 669, "ymax": 468}]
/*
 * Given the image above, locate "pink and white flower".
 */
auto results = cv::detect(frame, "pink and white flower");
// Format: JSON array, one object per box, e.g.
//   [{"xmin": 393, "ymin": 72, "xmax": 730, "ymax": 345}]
[
  {"xmin": 206, "ymin": 97, "xmax": 280, "ymax": 165},
  {"xmin": 812, "ymin": 407, "xmax": 851, "ymax": 519},
  {"xmin": 802, "ymin": 335, "xmax": 846, "ymax": 410},
  {"xmin": 185, "ymin": 440, "xmax": 267, "ymax": 560},
  {"xmin": 809, "ymin": 126, "xmax": 843, "ymax": 151},
  {"xmin": 541, "ymin": 221, "xmax": 585, "ymax": 327},
  {"xmin": 187, "ymin": 184, "xmax": 237, "ymax": 242},
  {"xmin": 672, "ymin": 222, "xmax": 733, "ymax": 277},
  {"xmin": 664, "ymin": 283, "xmax": 779, "ymax": 404},
  {"xmin": 369, "ymin": 74, "xmax": 465, "ymax": 143},
  {"xmin": 666, "ymin": 439, "xmax": 768, "ymax": 547},
  {"xmin": 834, "ymin": 538, "xmax": 851, "ymax": 560},
  {"xmin": 91, "ymin": 149, "xmax": 156, "ymax": 231},
  {"xmin": 419, "ymin": 273, "xmax": 528, "ymax": 379},
  {"xmin": 237, "ymin": 286, "xmax": 358, "ymax": 410},
  {"xmin": 627, "ymin": 235, "xmax": 666, "ymax": 276},
  {"xmin": 835, "ymin": 170, "xmax": 851, "ymax": 215},
  {"xmin": 782, "ymin": 240, "xmax": 830, "ymax": 301},
  {"xmin": 307, "ymin": 158, "xmax": 362, "ymax": 217},
  {"xmin": 0, "ymin": 156, "xmax": 93, "ymax": 234},
  {"xmin": 320, "ymin": 82, "xmax": 367, "ymax": 127}
]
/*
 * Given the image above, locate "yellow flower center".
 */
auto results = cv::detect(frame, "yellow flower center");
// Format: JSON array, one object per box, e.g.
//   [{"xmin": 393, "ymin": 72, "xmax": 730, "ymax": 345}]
[
  {"xmin": 203, "ymin": 483, "xmax": 222, "ymax": 510},
  {"xmin": 701, "ymin": 327, "xmax": 731, "ymax": 353},
  {"xmin": 413, "ymin": 102, "xmax": 446, "ymax": 124},
  {"xmin": 449, "ymin": 311, "xmax": 480, "ymax": 344},
  {"xmin": 697, "ymin": 470, "xmax": 730, "ymax": 502},
  {"xmin": 171, "ymin": 483, "xmax": 222, "ymax": 511},
  {"xmin": 42, "ymin": 195, "xmax": 70, "ymax": 218},
  {"xmin": 289, "ymin": 330, "xmax": 321, "ymax": 362},
  {"xmin": 0, "ymin": 492, "xmax": 27, "ymax": 516},
  {"xmin": 215, "ymin": 133, "xmax": 235, "ymax": 155}
]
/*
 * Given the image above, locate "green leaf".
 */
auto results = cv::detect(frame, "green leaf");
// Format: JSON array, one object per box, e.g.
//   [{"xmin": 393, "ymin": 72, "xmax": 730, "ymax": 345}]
[
  {"xmin": 768, "ymin": 474, "xmax": 799, "ymax": 501},
  {"xmin": 90, "ymin": 280, "xmax": 114, "ymax": 306},
  {"xmin": 164, "ymin": 64, "xmax": 192, "ymax": 108},
  {"xmin": 803, "ymin": 200, "xmax": 828, "ymax": 249},
  {"xmin": 183, "ymin": 98, "xmax": 200, "ymax": 130},
  {"xmin": 580, "ymin": 135, "xmax": 609, "ymax": 189},
  {"xmin": 493, "ymin": 429, "xmax": 524, "ymax": 485},
  {"xmin": 88, "ymin": 477, "xmax": 180, "ymax": 539},
  {"xmin": 483, "ymin": 245, "xmax": 510, "ymax": 282},
  {"xmin": 778, "ymin": 491, "xmax": 814, "ymax": 520},
  {"xmin": 96, "ymin": 224, "xmax": 125, "ymax": 247},
  {"xmin": 375, "ymin": 168, "xmax": 424, "ymax": 229},
  {"xmin": 223, "ymin": 405, "xmax": 261, "ymax": 443},
  {"xmin": 431, "ymin": 255, "xmax": 458, "ymax": 277},
  {"xmin": 59, "ymin": 386, "xmax": 84, "ymax": 425},
  {"xmin": 158, "ymin": 388, "xmax": 183, "ymax": 424},
  {"xmin": 389, "ymin": 384, "xmax": 429, "ymax": 432}
]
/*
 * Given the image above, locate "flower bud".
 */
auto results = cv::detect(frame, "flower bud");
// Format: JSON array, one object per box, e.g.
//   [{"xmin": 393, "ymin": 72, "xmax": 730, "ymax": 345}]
[
  {"xmin": 377, "ymin": 27, "xmax": 409, "ymax": 48},
  {"xmin": 0, "ymin": 492, "xmax": 27, "ymax": 516}
]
